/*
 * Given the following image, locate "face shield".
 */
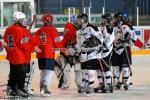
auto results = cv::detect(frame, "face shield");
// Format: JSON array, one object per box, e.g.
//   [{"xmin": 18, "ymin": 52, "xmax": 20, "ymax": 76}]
[{"xmin": 20, "ymin": 18, "xmax": 31, "ymax": 27}]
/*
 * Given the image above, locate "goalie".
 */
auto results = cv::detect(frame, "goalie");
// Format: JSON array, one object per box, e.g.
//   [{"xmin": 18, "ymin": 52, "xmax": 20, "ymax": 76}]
[{"xmin": 55, "ymin": 14, "xmax": 83, "ymax": 93}]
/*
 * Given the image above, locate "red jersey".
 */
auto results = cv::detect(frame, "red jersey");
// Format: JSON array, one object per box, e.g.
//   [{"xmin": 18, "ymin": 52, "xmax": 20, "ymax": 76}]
[
  {"xmin": 23, "ymin": 30, "xmax": 42, "ymax": 64},
  {"xmin": 4, "ymin": 24, "xmax": 37, "ymax": 64},
  {"xmin": 61, "ymin": 22, "xmax": 78, "ymax": 47},
  {"xmin": 35, "ymin": 25, "xmax": 63, "ymax": 59}
]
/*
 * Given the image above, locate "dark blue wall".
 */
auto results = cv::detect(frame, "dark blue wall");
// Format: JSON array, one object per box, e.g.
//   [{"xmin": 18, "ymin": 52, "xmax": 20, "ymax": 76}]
[{"xmin": 35, "ymin": 0, "xmax": 150, "ymax": 15}]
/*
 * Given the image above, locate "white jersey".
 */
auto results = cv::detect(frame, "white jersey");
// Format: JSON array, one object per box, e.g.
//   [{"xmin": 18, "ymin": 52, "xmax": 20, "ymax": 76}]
[
  {"xmin": 113, "ymin": 24, "xmax": 134, "ymax": 55},
  {"xmin": 98, "ymin": 26, "xmax": 115, "ymax": 58},
  {"xmin": 77, "ymin": 23, "xmax": 103, "ymax": 62},
  {"xmin": 121, "ymin": 25, "xmax": 137, "ymax": 46}
]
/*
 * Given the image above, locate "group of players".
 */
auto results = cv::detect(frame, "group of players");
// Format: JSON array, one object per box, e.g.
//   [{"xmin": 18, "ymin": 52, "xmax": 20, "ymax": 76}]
[
  {"xmin": 0, "ymin": 11, "xmax": 144, "ymax": 98},
  {"xmin": 55, "ymin": 12, "xmax": 144, "ymax": 96}
]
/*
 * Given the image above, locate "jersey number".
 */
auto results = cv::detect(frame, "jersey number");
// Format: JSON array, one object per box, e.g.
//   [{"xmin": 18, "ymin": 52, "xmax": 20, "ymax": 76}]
[{"xmin": 7, "ymin": 35, "xmax": 14, "ymax": 48}]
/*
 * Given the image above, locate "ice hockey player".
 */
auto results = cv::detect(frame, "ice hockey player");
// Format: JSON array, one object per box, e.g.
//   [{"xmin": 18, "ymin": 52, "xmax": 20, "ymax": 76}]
[
  {"xmin": 34, "ymin": 13, "xmax": 63, "ymax": 96},
  {"xmin": 95, "ymin": 13, "xmax": 115, "ymax": 93},
  {"xmin": 57, "ymin": 14, "xmax": 83, "ymax": 93},
  {"xmin": 123, "ymin": 12, "xmax": 144, "ymax": 49},
  {"xmin": 3, "ymin": 11, "xmax": 41, "ymax": 98},
  {"xmin": 122, "ymin": 12, "xmax": 144, "ymax": 86},
  {"xmin": 76, "ymin": 13, "xmax": 103, "ymax": 96},
  {"xmin": 112, "ymin": 12, "xmax": 139, "ymax": 90}
]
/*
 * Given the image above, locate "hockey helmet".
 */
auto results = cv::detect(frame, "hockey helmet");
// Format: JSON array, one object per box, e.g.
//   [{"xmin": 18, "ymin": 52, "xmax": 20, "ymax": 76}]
[
  {"xmin": 79, "ymin": 13, "xmax": 89, "ymax": 23},
  {"xmin": 42, "ymin": 13, "xmax": 53, "ymax": 23},
  {"xmin": 13, "ymin": 11, "xmax": 26, "ymax": 22},
  {"xmin": 123, "ymin": 12, "xmax": 130, "ymax": 22},
  {"xmin": 13, "ymin": 11, "xmax": 29, "ymax": 26},
  {"xmin": 114, "ymin": 12, "xmax": 124, "ymax": 21},
  {"xmin": 123, "ymin": 12, "xmax": 129, "ymax": 19},
  {"xmin": 101, "ymin": 13, "xmax": 113, "ymax": 24},
  {"xmin": 71, "ymin": 15, "xmax": 77, "ymax": 22}
]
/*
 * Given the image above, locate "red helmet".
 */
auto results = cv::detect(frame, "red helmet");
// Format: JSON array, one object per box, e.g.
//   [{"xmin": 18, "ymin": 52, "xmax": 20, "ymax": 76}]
[{"xmin": 42, "ymin": 13, "xmax": 53, "ymax": 23}]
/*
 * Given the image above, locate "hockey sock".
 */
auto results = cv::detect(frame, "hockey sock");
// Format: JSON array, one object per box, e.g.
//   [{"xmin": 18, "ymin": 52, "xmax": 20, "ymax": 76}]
[
  {"xmin": 105, "ymin": 71, "xmax": 112, "ymax": 84},
  {"xmin": 87, "ymin": 70, "xmax": 95, "ymax": 91},
  {"xmin": 82, "ymin": 70, "xmax": 88, "ymax": 89},
  {"xmin": 122, "ymin": 67, "xmax": 129, "ymax": 83},
  {"xmin": 40, "ymin": 70, "xmax": 45, "ymax": 88},
  {"xmin": 43, "ymin": 70, "xmax": 54, "ymax": 89},
  {"xmin": 113, "ymin": 66, "xmax": 120, "ymax": 83},
  {"xmin": 97, "ymin": 70, "xmax": 104, "ymax": 84}
]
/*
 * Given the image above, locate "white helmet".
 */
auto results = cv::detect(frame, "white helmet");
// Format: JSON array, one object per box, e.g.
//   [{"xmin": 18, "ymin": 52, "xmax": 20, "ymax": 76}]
[{"xmin": 13, "ymin": 11, "xmax": 26, "ymax": 22}]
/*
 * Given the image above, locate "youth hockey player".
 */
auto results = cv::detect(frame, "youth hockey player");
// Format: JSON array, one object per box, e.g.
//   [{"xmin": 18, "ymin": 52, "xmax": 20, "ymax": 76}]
[
  {"xmin": 35, "ymin": 13, "xmax": 63, "ymax": 96},
  {"xmin": 122, "ymin": 13, "xmax": 144, "ymax": 86},
  {"xmin": 3, "ymin": 11, "xmax": 41, "ymax": 97},
  {"xmin": 123, "ymin": 13, "xmax": 144, "ymax": 49},
  {"xmin": 111, "ymin": 12, "xmax": 141, "ymax": 90},
  {"xmin": 95, "ymin": 13, "xmax": 115, "ymax": 93},
  {"xmin": 57, "ymin": 15, "xmax": 83, "ymax": 93},
  {"xmin": 76, "ymin": 13, "xmax": 103, "ymax": 96}
]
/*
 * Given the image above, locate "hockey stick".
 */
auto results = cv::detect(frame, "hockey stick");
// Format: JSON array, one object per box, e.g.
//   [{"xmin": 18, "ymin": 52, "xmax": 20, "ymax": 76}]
[
  {"xmin": 29, "ymin": 5, "xmax": 36, "ymax": 31},
  {"xmin": 101, "ymin": 53, "xmax": 113, "ymax": 91},
  {"xmin": 118, "ymin": 30, "xmax": 133, "ymax": 77},
  {"xmin": 100, "ymin": 58, "xmax": 111, "ymax": 70},
  {"xmin": 55, "ymin": 59, "xmax": 66, "ymax": 88},
  {"xmin": 55, "ymin": 53, "xmax": 72, "ymax": 79},
  {"xmin": 123, "ymin": 44, "xmax": 132, "ymax": 76},
  {"xmin": 55, "ymin": 60, "xmax": 63, "ymax": 78},
  {"xmin": 56, "ymin": 58, "xmax": 68, "ymax": 78},
  {"xmin": 98, "ymin": 58, "xmax": 108, "ymax": 92},
  {"xmin": 99, "ymin": 52, "xmax": 114, "ymax": 92}
]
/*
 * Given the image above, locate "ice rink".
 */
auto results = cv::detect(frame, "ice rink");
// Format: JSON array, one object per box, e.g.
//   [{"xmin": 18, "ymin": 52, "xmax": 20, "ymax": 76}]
[{"xmin": 0, "ymin": 55, "xmax": 150, "ymax": 100}]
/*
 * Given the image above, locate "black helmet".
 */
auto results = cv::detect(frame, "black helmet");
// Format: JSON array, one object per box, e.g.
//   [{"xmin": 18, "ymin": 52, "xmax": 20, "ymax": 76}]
[
  {"xmin": 114, "ymin": 12, "xmax": 123, "ymax": 18},
  {"xmin": 114, "ymin": 12, "xmax": 125, "ymax": 22},
  {"xmin": 101, "ymin": 13, "xmax": 112, "ymax": 23},
  {"xmin": 79, "ymin": 13, "xmax": 88, "ymax": 23}
]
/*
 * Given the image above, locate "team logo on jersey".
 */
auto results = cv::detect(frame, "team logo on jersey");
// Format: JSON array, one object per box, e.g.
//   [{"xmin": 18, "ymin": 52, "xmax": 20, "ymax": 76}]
[
  {"xmin": 41, "ymin": 32, "xmax": 47, "ymax": 44},
  {"xmin": 83, "ymin": 32, "xmax": 91, "ymax": 39}
]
